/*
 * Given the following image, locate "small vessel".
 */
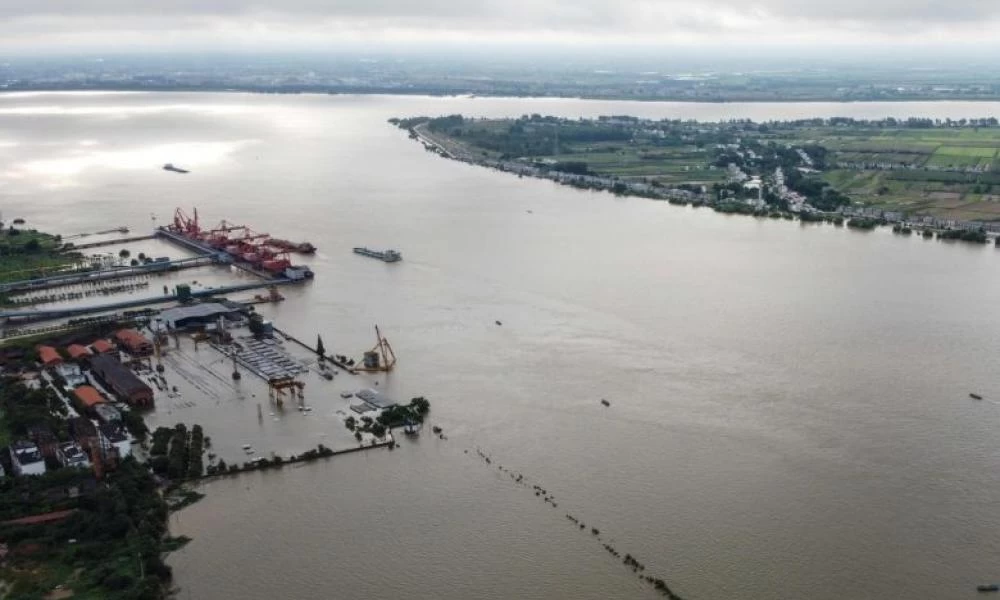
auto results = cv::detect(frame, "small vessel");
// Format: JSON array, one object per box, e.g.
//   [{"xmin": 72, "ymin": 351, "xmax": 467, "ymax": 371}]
[
  {"xmin": 353, "ymin": 247, "xmax": 402, "ymax": 263},
  {"xmin": 978, "ymin": 584, "xmax": 999, "ymax": 592},
  {"xmin": 495, "ymin": 320, "xmax": 503, "ymax": 326},
  {"xmin": 971, "ymin": 393, "xmax": 984, "ymax": 400},
  {"xmin": 241, "ymin": 444, "xmax": 252, "ymax": 450},
  {"xmin": 340, "ymin": 391, "xmax": 353, "ymax": 399},
  {"xmin": 163, "ymin": 163, "xmax": 189, "ymax": 174},
  {"xmin": 601, "ymin": 399, "xmax": 611, "ymax": 407}
]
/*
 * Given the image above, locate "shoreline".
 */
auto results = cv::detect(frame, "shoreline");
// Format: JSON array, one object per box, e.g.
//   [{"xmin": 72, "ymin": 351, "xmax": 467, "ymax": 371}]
[{"xmin": 404, "ymin": 121, "xmax": 1000, "ymax": 245}]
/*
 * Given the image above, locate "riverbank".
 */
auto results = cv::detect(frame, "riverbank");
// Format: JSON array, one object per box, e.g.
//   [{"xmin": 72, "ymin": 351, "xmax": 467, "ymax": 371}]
[{"xmin": 400, "ymin": 117, "xmax": 1000, "ymax": 245}]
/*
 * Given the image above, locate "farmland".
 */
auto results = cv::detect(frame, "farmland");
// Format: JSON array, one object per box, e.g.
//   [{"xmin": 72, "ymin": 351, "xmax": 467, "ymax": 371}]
[{"xmin": 400, "ymin": 114, "xmax": 1000, "ymax": 221}]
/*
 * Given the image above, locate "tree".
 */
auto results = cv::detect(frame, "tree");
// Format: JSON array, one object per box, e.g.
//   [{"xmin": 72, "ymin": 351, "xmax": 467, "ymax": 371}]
[
  {"xmin": 24, "ymin": 239, "xmax": 41, "ymax": 253},
  {"xmin": 119, "ymin": 249, "xmax": 131, "ymax": 260},
  {"xmin": 316, "ymin": 335, "xmax": 325, "ymax": 359}
]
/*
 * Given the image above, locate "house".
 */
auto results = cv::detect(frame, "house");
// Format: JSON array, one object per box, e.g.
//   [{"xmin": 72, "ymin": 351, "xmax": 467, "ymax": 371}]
[
  {"xmin": 90, "ymin": 339, "xmax": 114, "ymax": 354},
  {"xmin": 99, "ymin": 423, "xmax": 131, "ymax": 459},
  {"xmin": 37, "ymin": 345, "xmax": 62, "ymax": 367},
  {"xmin": 58, "ymin": 442, "xmax": 90, "ymax": 469},
  {"xmin": 113, "ymin": 329, "xmax": 153, "ymax": 356},
  {"xmin": 68, "ymin": 416, "xmax": 100, "ymax": 451},
  {"xmin": 26, "ymin": 424, "xmax": 58, "ymax": 459},
  {"xmin": 55, "ymin": 363, "xmax": 87, "ymax": 387},
  {"xmin": 73, "ymin": 385, "xmax": 106, "ymax": 413},
  {"xmin": 89, "ymin": 354, "xmax": 154, "ymax": 407},
  {"xmin": 66, "ymin": 344, "xmax": 91, "ymax": 361},
  {"xmin": 9, "ymin": 440, "xmax": 46, "ymax": 476},
  {"xmin": 93, "ymin": 403, "xmax": 122, "ymax": 424}
]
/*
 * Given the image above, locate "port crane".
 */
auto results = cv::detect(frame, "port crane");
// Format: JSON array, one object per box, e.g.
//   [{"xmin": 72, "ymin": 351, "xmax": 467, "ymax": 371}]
[
  {"xmin": 171, "ymin": 207, "xmax": 200, "ymax": 237},
  {"xmin": 356, "ymin": 325, "xmax": 397, "ymax": 372}
]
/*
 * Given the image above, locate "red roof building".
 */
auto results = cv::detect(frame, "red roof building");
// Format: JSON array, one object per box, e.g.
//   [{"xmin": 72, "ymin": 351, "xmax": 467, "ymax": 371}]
[
  {"xmin": 66, "ymin": 344, "xmax": 91, "ymax": 360},
  {"xmin": 90, "ymin": 339, "xmax": 114, "ymax": 354},
  {"xmin": 73, "ymin": 386, "xmax": 106, "ymax": 409},
  {"xmin": 37, "ymin": 345, "xmax": 62, "ymax": 366},
  {"xmin": 113, "ymin": 329, "xmax": 153, "ymax": 355}
]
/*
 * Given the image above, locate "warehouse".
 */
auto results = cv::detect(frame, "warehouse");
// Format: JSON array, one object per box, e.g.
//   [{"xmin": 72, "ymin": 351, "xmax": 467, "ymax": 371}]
[{"xmin": 89, "ymin": 354, "xmax": 154, "ymax": 407}]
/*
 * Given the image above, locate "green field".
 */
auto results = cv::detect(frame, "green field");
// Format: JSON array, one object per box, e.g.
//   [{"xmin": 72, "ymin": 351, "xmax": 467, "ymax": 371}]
[
  {"xmin": 408, "ymin": 114, "xmax": 1000, "ymax": 220},
  {"xmin": 0, "ymin": 228, "xmax": 76, "ymax": 284}
]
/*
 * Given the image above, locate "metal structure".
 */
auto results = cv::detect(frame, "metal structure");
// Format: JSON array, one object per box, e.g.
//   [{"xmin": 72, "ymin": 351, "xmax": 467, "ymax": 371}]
[{"xmin": 356, "ymin": 325, "xmax": 397, "ymax": 372}]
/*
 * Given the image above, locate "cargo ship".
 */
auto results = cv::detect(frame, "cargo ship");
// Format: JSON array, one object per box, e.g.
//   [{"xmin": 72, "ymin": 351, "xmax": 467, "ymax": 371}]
[
  {"xmin": 353, "ymin": 247, "xmax": 402, "ymax": 263},
  {"xmin": 270, "ymin": 238, "xmax": 317, "ymax": 254}
]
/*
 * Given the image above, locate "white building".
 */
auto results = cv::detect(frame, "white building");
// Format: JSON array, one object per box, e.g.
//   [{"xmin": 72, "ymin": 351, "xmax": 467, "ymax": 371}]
[
  {"xmin": 9, "ymin": 440, "xmax": 46, "ymax": 476},
  {"xmin": 55, "ymin": 363, "xmax": 87, "ymax": 388},
  {"xmin": 100, "ymin": 423, "xmax": 132, "ymax": 459},
  {"xmin": 59, "ymin": 442, "xmax": 91, "ymax": 469}
]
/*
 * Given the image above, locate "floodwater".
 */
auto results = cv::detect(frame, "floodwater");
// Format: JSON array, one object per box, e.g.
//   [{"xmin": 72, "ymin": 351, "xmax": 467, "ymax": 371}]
[{"xmin": 3, "ymin": 92, "xmax": 1000, "ymax": 599}]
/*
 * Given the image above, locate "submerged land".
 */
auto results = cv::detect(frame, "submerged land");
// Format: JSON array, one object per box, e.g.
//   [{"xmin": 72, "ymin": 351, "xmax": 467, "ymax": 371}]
[{"xmin": 395, "ymin": 114, "xmax": 1000, "ymax": 234}]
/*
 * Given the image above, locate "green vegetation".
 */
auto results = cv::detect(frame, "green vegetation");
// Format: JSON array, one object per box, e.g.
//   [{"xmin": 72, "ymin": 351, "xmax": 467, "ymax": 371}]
[
  {"xmin": 0, "ymin": 379, "xmax": 68, "ymax": 441},
  {"xmin": 0, "ymin": 225, "xmax": 78, "ymax": 285},
  {"xmin": 148, "ymin": 424, "xmax": 204, "ymax": 481},
  {"xmin": 377, "ymin": 396, "xmax": 431, "ymax": 428},
  {"xmin": 0, "ymin": 459, "xmax": 179, "ymax": 599}
]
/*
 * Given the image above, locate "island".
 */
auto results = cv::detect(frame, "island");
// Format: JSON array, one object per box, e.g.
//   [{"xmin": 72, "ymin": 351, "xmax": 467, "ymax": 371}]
[{"xmin": 393, "ymin": 114, "xmax": 1000, "ymax": 241}]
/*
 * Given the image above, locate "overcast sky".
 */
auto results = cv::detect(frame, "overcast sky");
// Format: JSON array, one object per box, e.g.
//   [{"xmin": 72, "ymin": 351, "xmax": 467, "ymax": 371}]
[{"xmin": 1, "ymin": 0, "xmax": 997, "ymax": 53}]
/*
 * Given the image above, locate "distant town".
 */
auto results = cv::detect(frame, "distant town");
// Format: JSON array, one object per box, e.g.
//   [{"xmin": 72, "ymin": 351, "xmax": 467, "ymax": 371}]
[
  {"xmin": 394, "ymin": 114, "xmax": 1000, "ymax": 240},
  {"xmin": 5, "ymin": 54, "xmax": 1000, "ymax": 102}
]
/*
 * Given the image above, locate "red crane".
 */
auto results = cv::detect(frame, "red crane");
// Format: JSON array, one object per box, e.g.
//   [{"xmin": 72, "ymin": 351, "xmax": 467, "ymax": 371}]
[{"xmin": 171, "ymin": 207, "xmax": 200, "ymax": 237}]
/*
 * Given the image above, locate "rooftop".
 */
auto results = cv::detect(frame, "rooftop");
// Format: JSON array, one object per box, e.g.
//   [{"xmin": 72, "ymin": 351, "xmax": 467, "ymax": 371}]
[
  {"xmin": 99, "ymin": 422, "xmax": 129, "ymax": 444},
  {"xmin": 158, "ymin": 302, "xmax": 243, "ymax": 328}
]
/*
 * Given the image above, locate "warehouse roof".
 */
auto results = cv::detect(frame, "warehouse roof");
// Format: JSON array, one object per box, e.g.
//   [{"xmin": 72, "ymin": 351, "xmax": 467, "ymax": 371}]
[
  {"xmin": 90, "ymin": 339, "xmax": 114, "ymax": 354},
  {"xmin": 66, "ymin": 344, "xmax": 91, "ymax": 360},
  {"xmin": 158, "ymin": 303, "xmax": 241, "ymax": 329},
  {"xmin": 37, "ymin": 345, "xmax": 62, "ymax": 366},
  {"xmin": 90, "ymin": 354, "xmax": 152, "ymax": 398}
]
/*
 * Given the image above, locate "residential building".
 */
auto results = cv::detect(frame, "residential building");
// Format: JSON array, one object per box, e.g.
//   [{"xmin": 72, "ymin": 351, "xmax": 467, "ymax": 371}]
[
  {"xmin": 90, "ymin": 339, "xmax": 115, "ymax": 354},
  {"xmin": 89, "ymin": 354, "xmax": 154, "ymax": 407},
  {"xmin": 68, "ymin": 416, "xmax": 100, "ymax": 451},
  {"xmin": 93, "ymin": 403, "xmax": 122, "ymax": 424},
  {"xmin": 73, "ymin": 385, "xmax": 106, "ymax": 414},
  {"xmin": 9, "ymin": 440, "xmax": 46, "ymax": 476},
  {"xmin": 37, "ymin": 345, "xmax": 62, "ymax": 367},
  {"xmin": 26, "ymin": 424, "xmax": 58, "ymax": 459},
  {"xmin": 55, "ymin": 363, "xmax": 87, "ymax": 387},
  {"xmin": 59, "ymin": 442, "xmax": 91, "ymax": 469},
  {"xmin": 66, "ymin": 344, "xmax": 91, "ymax": 361},
  {"xmin": 99, "ymin": 423, "xmax": 132, "ymax": 459}
]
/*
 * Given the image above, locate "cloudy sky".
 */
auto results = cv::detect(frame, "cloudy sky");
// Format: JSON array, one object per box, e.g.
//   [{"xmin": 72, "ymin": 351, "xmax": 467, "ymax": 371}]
[{"xmin": 0, "ymin": 0, "xmax": 996, "ymax": 53}]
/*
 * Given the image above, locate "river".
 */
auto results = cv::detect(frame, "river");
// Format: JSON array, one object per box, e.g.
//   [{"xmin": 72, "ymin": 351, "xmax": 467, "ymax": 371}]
[{"xmin": 3, "ymin": 92, "xmax": 1000, "ymax": 599}]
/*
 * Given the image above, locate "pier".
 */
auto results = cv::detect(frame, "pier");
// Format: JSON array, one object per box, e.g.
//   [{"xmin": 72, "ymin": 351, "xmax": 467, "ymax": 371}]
[
  {"xmin": 0, "ymin": 279, "xmax": 295, "ymax": 324},
  {"xmin": 66, "ymin": 234, "xmax": 156, "ymax": 250},
  {"xmin": 0, "ymin": 256, "xmax": 218, "ymax": 295}
]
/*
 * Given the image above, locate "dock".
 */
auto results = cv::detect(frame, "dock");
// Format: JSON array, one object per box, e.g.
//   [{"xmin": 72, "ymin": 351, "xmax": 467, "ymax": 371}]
[{"xmin": 66, "ymin": 234, "xmax": 156, "ymax": 250}]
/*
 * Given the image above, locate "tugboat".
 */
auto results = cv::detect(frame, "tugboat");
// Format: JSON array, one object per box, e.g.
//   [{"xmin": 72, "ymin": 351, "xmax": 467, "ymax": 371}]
[{"xmin": 353, "ymin": 247, "xmax": 402, "ymax": 263}]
